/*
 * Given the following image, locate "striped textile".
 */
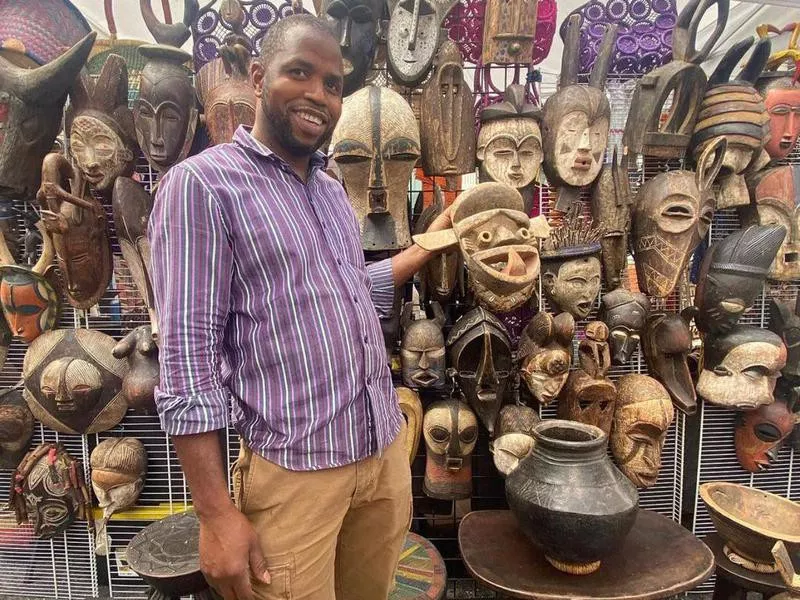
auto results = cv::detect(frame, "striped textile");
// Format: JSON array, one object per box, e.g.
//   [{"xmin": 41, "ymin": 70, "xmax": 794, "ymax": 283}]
[{"xmin": 148, "ymin": 126, "xmax": 402, "ymax": 471}]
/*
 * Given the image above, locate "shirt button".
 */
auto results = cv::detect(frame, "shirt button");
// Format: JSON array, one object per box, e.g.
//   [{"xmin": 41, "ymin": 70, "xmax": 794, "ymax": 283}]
[
  {"xmin": 363, "ymin": 335, "xmax": 368, "ymax": 343},
  {"xmin": 337, "ymin": 259, "xmax": 342, "ymax": 265},
  {"xmin": 353, "ymin": 296, "xmax": 358, "ymax": 303}
]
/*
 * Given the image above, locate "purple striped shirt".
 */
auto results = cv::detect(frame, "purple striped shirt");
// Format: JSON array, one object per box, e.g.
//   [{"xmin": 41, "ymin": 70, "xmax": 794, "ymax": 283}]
[{"xmin": 148, "ymin": 126, "xmax": 402, "ymax": 471}]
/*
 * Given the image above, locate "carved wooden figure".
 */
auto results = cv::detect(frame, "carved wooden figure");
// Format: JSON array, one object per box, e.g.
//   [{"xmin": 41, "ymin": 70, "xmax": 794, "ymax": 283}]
[
  {"xmin": 541, "ymin": 15, "xmax": 617, "ymax": 211},
  {"xmin": 332, "ymin": 86, "xmax": 420, "ymax": 250},
  {"xmin": 591, "ymin": 149, "xmax": 631, "ymax": 290},
  {"xmin": 113, "ymin": 326, "xmax": 159, "ymax": 414},
  {"xmin": 423, "ymin": 399, "xmax": 478, "ymax": 500},
  {"xmin": 632, "ymin": 138, "xmax": 724, "ymax": 298},
  {"xmin": 518, "ymin": 312, "xmax": 575, "ymax": 405},
  {"xmin": 481, "ymin": 0, "xmax": 538, "ymax": 64},
  {"xmin": 37, "ymin": 153, "xmax": 113, "ymax": 310},
  {"xmin": 140, "ymin": 0, "xmax": 200, "ymax": 48},
  {"xmin": 414, "ymin": 186, "xmax": 459, "ymax": 304},
  {"xmin": 0, "ymin": 389, "xmax": 33, "ymax": 470},
  {"xmin": 611, "ymin": 374, "xmax": 674, "ymax": 489},
  {"xmin": 397, "ymin": 387, "xmax": 423, "ymax": 465},
  {"xmin": 400, "ymin": 302, "xmax": 446, "ymax": 390},
  {"xmin": 420, "ymin": 40, "xmax": 476, "ymax": 177},
  {"xmin": 491, "ymin": 405, "xmax": 538, "ymax": 477},
  {"xmin": 622, "ymin": 0, "xmax": 728, "ymax": 159},
  {"xmin": 756, "ymin": 69, "xmax": 800, "ymax": 161},
  {"xmin": 601, "ymin": 289, "xmax": 650, "ymax": 366},
  {"xmin": 642, "ymin": 312, "xmax": 696, "ymax": 415},
  {"xmin": 769, "ymin": 297, "xmax": 800, "ymax": 381}
]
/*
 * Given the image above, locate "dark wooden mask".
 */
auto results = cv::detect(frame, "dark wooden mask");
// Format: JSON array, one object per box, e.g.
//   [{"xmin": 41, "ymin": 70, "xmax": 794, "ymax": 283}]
[
  {"xmin": 481, "ymin": 0, "xmax": 538, "ymax": 64},
  {"xmin": 622, "ymin": 0, "xmax": 728, "ymax": 159},
  {"xmin": 140, "ymin": 0, "xmax": 199, "ymax": 48},
  {"xmin": 601, "ymin": 289, "xmax": 649, "ymax": 366},
  {"xmin": 0, "ymin": 389, "xmax": 33, "ymax": 470},
  {"xmin": 414, "ymin": 187, "xmax": 460, "ymax": 304},
  {"xmin": 23, "ymin": 328, "xmax": 129, "ymax": 434},
  {"xmin": 400, "ymin": 302, "xmax": 446, "ymax": 390},
  {"xmin": 37, "ymin": 153, "xmax": 113, "ymax": 310},
  {"xmin": 518, "ymin": 311, "xmax": 575, "ymax": 405},
  {"xmin": 591, "ymin": 149, "xmax": 631, "ymax": 290},
  {"xmin": 423, "ymin": 398, "xmax": 478, "ymax": 500},
  {"xmin": 642, "ymin": 312, "xmax": 696, "ymax": 415},
  {"xmin": 769, "ymin": 297, "xmax": 800, "ymax": 382}
]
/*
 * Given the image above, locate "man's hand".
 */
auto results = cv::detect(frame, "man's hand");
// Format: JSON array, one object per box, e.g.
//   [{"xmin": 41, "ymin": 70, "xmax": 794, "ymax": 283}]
[
  {"xmin": 426, "ymin": 204, "xmax": 453, "ymax": 234},
  {"xmin": 199, "ymin": 504, "xmax": 270, "ymax": 600}
]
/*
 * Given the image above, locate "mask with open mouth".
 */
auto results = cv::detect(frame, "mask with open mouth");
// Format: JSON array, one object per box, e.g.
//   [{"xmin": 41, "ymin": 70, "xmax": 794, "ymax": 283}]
[
  {"xmin": 400, "ymin": 302, "xmax": 446, "ymax": 390},
  {"xmin": 423, "ymin": 398, "xmax": 478, "ymax": 500},
  {"xmin": 601, "ymin": 289, "xmax": 649, "ymax": 366},
  {"xmin": 518, "ymin": 311, "xmax": 575, "ymax": 405},
  {"xmin": 446, "ymin": 307, "xmax": 512, "ymax": 435},
  {"xmin": 322, "ymin": 0, "xmax": 383, "ymax": 96}
]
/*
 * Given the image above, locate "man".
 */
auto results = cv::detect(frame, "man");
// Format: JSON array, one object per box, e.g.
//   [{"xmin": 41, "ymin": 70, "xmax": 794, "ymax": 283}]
[{"xmin": 148, "ymin": 13, "xmax": 450, "ymax": 600}]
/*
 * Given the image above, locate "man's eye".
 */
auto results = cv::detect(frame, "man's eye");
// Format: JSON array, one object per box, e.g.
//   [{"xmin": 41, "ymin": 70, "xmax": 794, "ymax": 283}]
[{"xmin": 291, "ymin": 69, "xmax": 308, "ymax": 78}]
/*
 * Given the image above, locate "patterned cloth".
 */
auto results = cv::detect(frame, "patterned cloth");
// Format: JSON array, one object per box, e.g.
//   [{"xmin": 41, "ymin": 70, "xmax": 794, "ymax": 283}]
[{"xmin": 149, "ymin": 126, "xmax": 402, "ymax": 471}]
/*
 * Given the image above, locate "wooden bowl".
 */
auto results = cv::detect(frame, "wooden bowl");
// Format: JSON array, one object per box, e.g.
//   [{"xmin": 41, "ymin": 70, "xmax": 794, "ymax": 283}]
[{"xmin": 699, "ymin": 482, "xmax": 800, "ymax": 565}]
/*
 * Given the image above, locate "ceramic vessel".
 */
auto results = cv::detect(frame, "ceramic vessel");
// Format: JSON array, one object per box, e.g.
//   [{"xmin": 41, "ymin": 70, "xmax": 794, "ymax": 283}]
[{"xmin": 505, "ymin": 419, "xmax": 638, "ymax": 575}]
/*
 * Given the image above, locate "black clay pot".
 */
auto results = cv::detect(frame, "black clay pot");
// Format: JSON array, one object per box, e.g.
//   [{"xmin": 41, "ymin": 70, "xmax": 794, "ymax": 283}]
[{"xmin": 505, "ymin": 419, "xmax": 639, "ymax": 574}]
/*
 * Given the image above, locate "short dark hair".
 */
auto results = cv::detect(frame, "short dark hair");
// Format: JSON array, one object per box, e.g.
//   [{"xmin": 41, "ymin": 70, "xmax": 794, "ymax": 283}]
[{"xmin": 258, "ymin": 14, "xmax": 336, "ymax": 68}]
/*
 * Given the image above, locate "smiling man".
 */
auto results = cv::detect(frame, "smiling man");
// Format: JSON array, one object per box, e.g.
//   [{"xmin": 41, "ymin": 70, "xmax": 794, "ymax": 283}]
[{"xmin": 148, "ymin": 14, "xmax": 450, "ymax": 600}]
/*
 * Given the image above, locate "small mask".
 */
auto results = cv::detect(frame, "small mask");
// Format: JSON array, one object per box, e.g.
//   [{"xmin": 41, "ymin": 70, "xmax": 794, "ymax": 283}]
[
  {"xmin": 322, "ymin": 0, "xmax": 383, "ymax": 96},
  {"xmin": 0, "ymin": 389, "xmax": 33, "ymax": 470},
  {"xmin": 112, "ymin": 326, "xmax": 160, "ymax": 414},
  {"xmin": 481, "ymin": 0, "xmax": 538, "ymax": 64},
  {"xmin": 23, "ymin": 328, "xmax": 129, "ymax": 434},
  {"xmin": 601, "ymin": 289, "xmax": 649, "ymax": 366},
  {"xmin": 397, "ymin": 387, "xmax": 423, "ymax": 465},
  {"xmin": 413, "ymin": 186, "xmax": 459, "ymax": 304},
  {"xmin": 400, "ymin": 302, "xmax": 446, "ymax": 389},
  {"xmin": 697, "ymin": 326, "xmax": 786, "ymax": 411},
  {"xmin": 331, "ymin": 86, "xmax": 420, "ymax": 250},
  {"xmin": 756, "ymin": 72, "xmax": 800, "ymax": 161},
  {"xmin": 37, "ymin": 153, "xmax": 114, "ymax": 310},
  {"xmin": 631, "ymin": 137, "xmax": 724, "ymax": 298},
  {"xmin": 741, "ymin": 165, "xmax": 800, "ymax": 282},
  {"xmin": 611, "ymin": 374, "xmax": 674, "ymax": 488},
  {"xmin": 423, "ymin": 399, "xmax": 478, "ymax": 500},
  {"xmin": 690, "ymin": 37, "xmax": 772, "ymax": 209},
  {"xmin": 591, "ymin": 149, "xmax": 632, "ymax": 290},
  {"xmin": 134, "ymin": 44, "xmax": 198, "ymax": 173},
  {"xmin": 769, "ymin": 298, "xmax": 800, "ymax": 381},
  {"xmin": 477, "ymin": 84, "xmax": 542, "ymax": 192},
  {"xmin": 10, "ymin": 443, "xmax": 90, "ymax": 539},
  {"xmin": 90, "ymin": 437, "xmax": 147, "ymax": 555},
  {"xmin": 420, "ymin": 40, "xmax": 476, "ymax": 177},
  {"xmin": 642, "ymin": 312, "xmax": 696, "ymax": 415},
  {"xmin": 518, "ymin": 311, "xmax": 575, "ymax": 405},
  {"xmin": 446, "ymin": 308, "xmax": 512, "ymax": 435},
  {"xmin": 540, "ymin": 204, "xmax": 604, "ymax": 320},
  {"xmin": 541, "ymin": 16, "xmax": 617, "ymax": 211},
  {"xmin": 693, "ymin": 225, "xmax": 785, "ymax": 335}
]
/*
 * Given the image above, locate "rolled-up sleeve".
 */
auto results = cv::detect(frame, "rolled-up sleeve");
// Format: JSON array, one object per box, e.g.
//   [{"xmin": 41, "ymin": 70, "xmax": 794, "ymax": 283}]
[
  {"xmin": 366, "ymin": 258, "xmax": 395, "ymax": 319},
  {"xmin": 148, "ymin": 166, "xmax": 233, "ymax": 436}
]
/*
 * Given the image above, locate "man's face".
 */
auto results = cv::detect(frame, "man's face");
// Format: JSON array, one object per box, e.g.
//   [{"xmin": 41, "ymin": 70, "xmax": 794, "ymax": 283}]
[{"xmin": 253, "ymin": 28, "xmax": 344, "ymax": 157}]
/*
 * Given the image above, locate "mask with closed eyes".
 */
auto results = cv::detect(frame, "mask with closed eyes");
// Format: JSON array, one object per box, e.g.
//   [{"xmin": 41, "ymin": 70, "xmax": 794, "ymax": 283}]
[
  {"xmin": 423, "ymin": 399, "xmax": 478, "ymax": 500},
  {"xmin": 518, "ymin": 311, "xmax": 575, "ymax": 405}
]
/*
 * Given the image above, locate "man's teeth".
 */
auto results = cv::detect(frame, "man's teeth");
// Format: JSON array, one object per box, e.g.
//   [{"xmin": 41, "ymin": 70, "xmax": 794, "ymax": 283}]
[{"xmin": 298, "ymin": 111, "xmax": 323, "ymax": 125}]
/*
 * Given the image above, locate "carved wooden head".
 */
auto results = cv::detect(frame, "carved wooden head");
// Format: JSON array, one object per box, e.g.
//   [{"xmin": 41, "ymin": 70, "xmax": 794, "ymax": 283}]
[
  {"xmin": 423, "ymin": 399, "xmax": 478, "ymax": 500},
  {"xmin": 0, "ymin": 389, "xmax": 33, "ymax": 470},
  {"xmin": 400, "ymin": 302, "xmax": 446, "ymax": 390},
  {"xmin": 518, "ymin": 311, "xmax": 574, "ymax": 405},
  {"xmin": 735, "ymin": 380, "xmax": 798, "ymax": 473},
  {"xmin": 558, "ymin": 370, "xmax": 616, "ymax": 436},
  {"xmin": 756, "ymin": 73, "xmax": 800, "ymax": 161},
  {"xmin": 481, "ymin": 0, "xmax": 538, "ymax": 64},
  {"xmin": 642, "ymin": 312, "xmax": 696, "ymax": 415},
  {"xmin": 601, "ymin": 289, "xmax": 650, "ymax": 366}
]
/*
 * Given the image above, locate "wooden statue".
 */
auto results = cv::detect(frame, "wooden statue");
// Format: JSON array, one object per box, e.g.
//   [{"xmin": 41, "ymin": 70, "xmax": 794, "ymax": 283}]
[
  {"xmin": 414, "ymin": 186, "xmax": 459, "ymax": 304},
  {"xmin": 481, "ymin": 0, "xmax": 538, "ymax": 64},
  {"xmin": 600, "ymin": 289, "xmax": 649, "ymax": 366},
  {"xmin": 112, "ymin": 325, "xmax": 160, "ymax": 414},
  {"xmin": 518, "ymin": 312, "xmax": 575, "ymax": 405},
  {"xmin": 140, "ymin": 0, "xmax": 200, "ymax": 48},
  {"xmin": 400, "ymin": 302, "xmax": 446, "ymax": 390},
  {"xmin": 397, "ymin": 387, "xmax": 423, "ymax": 465},
  {"xmin": 591, "ymin": 149, "xmax": 631, "ymax": 291},
  {"xmin": 0, "ymin": 389, "xmax": 33, "ymax": 470},
  {"xmin": 642, "ymin": 312, "xmax": 696, "ymax": 415},
  {"xmin": 423, "ymin": 398, "xmax": 478, "ymax": 500},
  {"xmin": 769, "ymin": 296, "xmax": 800, "ymax": 382}
]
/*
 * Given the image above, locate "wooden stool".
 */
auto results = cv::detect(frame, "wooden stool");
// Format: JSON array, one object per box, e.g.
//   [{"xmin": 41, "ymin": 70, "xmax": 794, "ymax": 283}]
[
  {"xmin": 706, "ymin": 534, "xmax": 787, "ymax": 600},
  {"xmin": 458, "ymin": 509, "xmax": 714, "ymax": 599},
  {"xmin": 390, "ymin": 531, "xmax": 447, "ymax": 600}
]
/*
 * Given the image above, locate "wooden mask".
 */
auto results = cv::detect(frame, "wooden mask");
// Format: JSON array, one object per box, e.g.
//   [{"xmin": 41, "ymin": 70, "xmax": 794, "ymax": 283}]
[
  {"xmin": 420, "ymin": 40, "xmax": 476, "ymax": 177},
  {"xmin": 690, "ymin": 37, "xmax": 772, "ymax": 209},
  {"xmin": 413, "ymin": 183, "xmax": 551, "ymax": 313},
  {"xmin": 134, "ymin": 45, "xmax": 198, "ymax": 173},
  {"xmin": 0, "ymin": 389, "xmax": 33, "ymax": 470},
  {"xmin": 631, "ymin": 138, "xmax": 724, "ymax": 298},
  {"xmin": 518, "ymin": 312, "xmax": 575, "ymax": 405},
  {"xmin": 622, "ymin": 0, "xmax": 728, "ymax": 159},
  {"xmin": 322, "ymin": 0, "xmax": 383, "ymax": 96},
  {"xmin": 541, "ymin": 16, "xmax": 617, "ymax": 211},
  {"xmin": 611, "ymin": 374, "xmax": 674, "ymax": 489},
  {"xmin": 400, "ymin": 302, "xmax": 446, "ymax": 389},
  {"xmin": 446, "ymin": 307, "xmax": 512, "ymax": 435},
  {"xmin": 65, "ymin": 54, "xmax": 137, "ymax": 192},
  {"xmin": 386, "ymin": 0, "xmax": 457, "ymax": 87},
  {"xmin": 37, "ymin": 153, "xmax": 113, "ymax": 310},
  {"xmin": 140, "ymin": 0, "xmax": 199, "ymax": 48},
  {"xmin": 397, "ymin": 387, "xmax": 423, "ymax": 464},
  {"xmin": 481, "ymin": 0, "xmax": 538, "ymax": 64},
  {"xmin": 741, "ymin": 165, "xmax": 800, "ymax": 282},
  {"xmin": 0, "ymin": 32, "xmax": 95, "ymax": 200},
  {"xmin": 423, "ymin": 398, "xmax": 478, "ymax": 500},
  {"xmin": 601, "ymin": 289, "xmax": 649, "ymax": 366},
  {"xmin": 91, "ymin": 437, "xmax": 147, "ymax": 556},
  {"xmin": 540, "ymin": 204, "xmax": 604, "ymax": 319},
  {"xmin": 23, "ymin": 328, "xmax": 129, "ymax": 434},
  {"xmin": 112, "ymin": 325, "xmax": 159, "ymax": 414},
  {"xmin": 331, "ymin": 86, "xmax": 420, "ymax": 250},
  {"xmin": 756, "ymin": 72, "xmax": 800, "ymax": 161},
  {"xmin": 495, "ymin": 404, "xmax": 540, "ymax": 437},
  {"xmin": 769, "ymin": 297, "xmax": 800, "ymax": 381},
  {"xmin": 492, "ymin": 405, "xmax": 537, "ymax": 477},
  {"xmin": 697, "ymin": 326, "xmax": 786, "ymax": 411},
  {"xmin": 414, "ymin": 187, "xmax": 459, "ymax": 304},
  {"xmin": 477, "ymin": 84, "xmax": 542, "ymax": 192},
  {"xmin": 642, "ymin": 312, "xmax": 696, "ymax": 415},
  {"xmin": 591, "ymin": 149, "xmax": 631, "ymax": 290},
  {"xmin": 693, "ymin": 225, "xmax": 785, "ymax": 335}
]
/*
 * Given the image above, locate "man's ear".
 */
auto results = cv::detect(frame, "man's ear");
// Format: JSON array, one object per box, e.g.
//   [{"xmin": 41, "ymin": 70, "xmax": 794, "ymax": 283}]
[{"xmin": 251, "ymin": 61, "xmax": 266, "ymax": 99}]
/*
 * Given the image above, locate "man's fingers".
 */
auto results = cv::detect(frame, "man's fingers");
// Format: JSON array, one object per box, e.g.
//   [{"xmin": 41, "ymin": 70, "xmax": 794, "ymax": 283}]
[
  {"xmin": 212, "ymin": 582, "xmax": 238, "ymax": 600},
  {"xmin": 249, "ymin": 542, "xmax": 271, "ymax": 584},
  {"xmin": 232, "ymin": 574, "xmax": 256, "ymax": 600}
]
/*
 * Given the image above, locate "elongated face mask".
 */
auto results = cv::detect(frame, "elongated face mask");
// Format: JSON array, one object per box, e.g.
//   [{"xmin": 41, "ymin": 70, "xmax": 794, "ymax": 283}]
[
  {"xmin": 642, "ymin": 312, "xmax": 696, "ymax": 415},
  {"xmin": 757, "ymin": 75, "xmax": 800, "ymax": 161},
  {"xmin": 601, "ymin": 289, "xmax": 649, "ymax": 366},
  {"xmin": 401, "ymin": 305, "xmax": 446, "ymax": 390},
  {"xmin": 322, "ymin": 0, "xmax": 382, "ymax": 96},
  {"xmin": 423, "ymin": 399, "xmax": 478, "ymax": 500},
  {"xmin": 591, "ymin": 151, "xmax": 631, "ymax": 290}
]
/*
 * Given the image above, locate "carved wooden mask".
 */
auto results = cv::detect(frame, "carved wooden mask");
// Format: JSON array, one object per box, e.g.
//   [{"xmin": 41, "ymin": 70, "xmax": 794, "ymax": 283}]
[
  {"xmin": 518, "ymin": 311, "xmax": 575, "ymax": 405},
  {"xmin": 477, "ymin": 84, "xmax": 542, "ymax": 191},
  {"xmin": 386, "ymin": 0, "xmax": 456, "ymax": 87},
  {"xmin": 23, "ymin": 328, "xmax": 129, "ymax": 434},
  {"xmin": 322, "ymin": 0, "xmax": 383, "ymax": 96},
  {"xmin": 66, "ymin": 54, "xmax": 137, "ymax": 192},
  {"xmin": 112, "ymin": 325, "xmax": 159, "ymax": 414},
  {"xmin": 414, "ymin": 187, "xmax": 459, "ymax": 304},
  {"xmin": 694, "ymin": 225, "xmax": 785, "ymax": 335},
  {"xmin": 741, "ymin": 165, "xmax": 800, "ymax": 282},
  {"xmin": 331, "ymin": 86, "xmax": 420, "ymax": 250},
  {"xmin": 420, "ymin": 40, "xmax": 476, "ymax": 177},
  {"xmin": 37, "ymin": 153, "xmax": 113, "ymax": 310},
  {"xmin": 756, "ymin": 73, "xmax": 800, "ymax": 161},
  {"xmin": 601, "ymin": 289, "xmax": 649, "ymax": 366},
  {"xmin": 481, "ymin": 0, "xmax": 538, "ymax": 64},
  {"xmin": 423, "ymin": 399, "xmax": 478, "ymax": 500},
  {"xmin": 631, "ymin": 138, "xmax": 724, "ymax": 298},
  {"xmin": 397, "ymin": 387, "xmax": 423, "ymax": 464},
  {"xmin": 495, "ymin": 404, "xmax": 540, "ymax": 437},
  {"xmin": 400, "ymin": 302, "xmax": 446, "ymax": 389},
  {"xmin": 446, "ymin": 307, "xmax": 512, "ymax": 435},
  {"xmin": 769, "ymin": 298, "xmax": 800, "ymax": 381},
  {"xmin": 591, "ymin": 149, "xmax": 631, "ymax": 290},
  {"xmin": 642, "ymin": 312, "xmax": 696, "ymax": 415},
  {"xmin": 622, "ymin": 0, "xmax": 727, "ymax": 159},
  {"xmin": 134, "ymin": 45, "xmax": 198, "ymax": 173},
  {"xmin": 0, "ymin": 389, "xmax": 33, "ymax": 470},
  {"xmin": 0, "ymin": 32, "xmax": 95, "ymax": 200},
  {"xmin": 541, "ymin": 16, "xmax": 617, "ymax": 210},
  {"xmin": 611, "ymin": 374, "xmax": 674, "ymax": 489}
]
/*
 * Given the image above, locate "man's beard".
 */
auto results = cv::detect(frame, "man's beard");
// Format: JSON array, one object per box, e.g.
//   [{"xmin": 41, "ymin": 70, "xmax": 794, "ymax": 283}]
[{"xmin": 263, "ymin": 102, "xmax": 332, "ymax": 157}]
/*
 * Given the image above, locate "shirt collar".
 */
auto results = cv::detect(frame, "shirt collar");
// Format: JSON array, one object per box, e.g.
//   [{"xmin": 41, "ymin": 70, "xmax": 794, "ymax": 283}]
[{"xmin": 233, "ymin": 125, "xmax": 329, "ymax": 173}]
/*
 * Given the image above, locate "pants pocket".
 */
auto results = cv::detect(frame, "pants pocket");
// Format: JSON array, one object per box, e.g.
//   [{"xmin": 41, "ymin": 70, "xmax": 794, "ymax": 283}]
[
  {"xmin": 233, "ymin": 445, "xmax": 257, "ymax": 514},
  {"xmin": 253, "ymin": 553, "xmax": 294, "ymax": 600}
]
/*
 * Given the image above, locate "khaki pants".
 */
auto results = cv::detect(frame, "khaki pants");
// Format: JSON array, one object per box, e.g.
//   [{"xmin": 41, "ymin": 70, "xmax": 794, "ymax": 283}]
[{"xmin": 232, "ymin": 428, "xmax": 412, "ymax": 600}]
